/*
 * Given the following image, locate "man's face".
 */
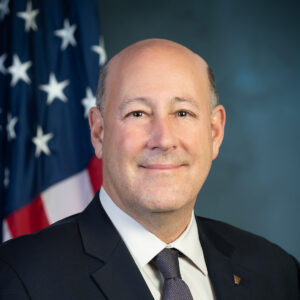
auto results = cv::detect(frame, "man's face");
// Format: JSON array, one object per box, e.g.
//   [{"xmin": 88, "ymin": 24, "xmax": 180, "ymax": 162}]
[{"xmin": 90, "ymin": 42, "xmax": 225, "ymax": 223}]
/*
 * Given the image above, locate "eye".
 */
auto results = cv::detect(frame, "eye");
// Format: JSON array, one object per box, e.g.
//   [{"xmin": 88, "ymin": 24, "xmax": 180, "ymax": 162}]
[
  {"xmin": 175, "ymin": 110, "xmax": 197, "ymax": 118},
  {"xmin": 177, "ymin": 110, "xmax": 195, "ymax": 117},
  {"xmin": 177, "ymin": 111, "xmax": 187, "ymax": 117},
  {"xmin": 132, "ymin": 111, "xmax": 144, "ymax": 117},
  {"xmin": 125, "ymin": 111, "xmax": 145, "ymax": 118}
]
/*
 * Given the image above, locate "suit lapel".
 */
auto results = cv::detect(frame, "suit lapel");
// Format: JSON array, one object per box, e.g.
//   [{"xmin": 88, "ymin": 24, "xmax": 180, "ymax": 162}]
[
  {"xmin": 91, "ymin": 239, "xmax": 154, "ymax": 300},
  {"xmin": 196, "ymin": 217, "xmax": 255, "ymax": 300},
  {"xmin": 77, "ymin": 193, "xmax": 261, "ymax": 300},
  {"xmin": 78, "ymin": 193, "xmax": 153, "ymax": 300}
]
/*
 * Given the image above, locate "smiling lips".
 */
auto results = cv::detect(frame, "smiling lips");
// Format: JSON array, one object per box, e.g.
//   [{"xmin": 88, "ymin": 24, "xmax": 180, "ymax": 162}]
[{"xmin": 140, "ymin": 164, "xmax": 185, "ymax": 170}]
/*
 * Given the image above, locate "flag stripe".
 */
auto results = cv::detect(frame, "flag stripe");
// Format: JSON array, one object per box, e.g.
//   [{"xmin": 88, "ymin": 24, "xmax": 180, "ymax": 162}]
[
  {"xmin": 41, "ymin": 168, "xmax": 94, "ymax": 223},
  {"xmin": 2, "ymin": 221, "xmax": 12, "ymax": 242},
  {"xmin": 6, "ymin": 195, "xmax": 50, "ymax": 238},
  {"xmin": 87, "ymin": 157, "xmax": 103, "ymax": 194},
  {"xmin": 3, "ymin": 156, "xmax": 102, "ymax": 241}
]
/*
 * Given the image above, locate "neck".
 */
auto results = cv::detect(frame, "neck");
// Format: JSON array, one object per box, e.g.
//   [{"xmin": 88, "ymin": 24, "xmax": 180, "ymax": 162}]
[
  {"xmin": 131, "ymin": 206, "xmax": 194, "ymax": 244},
  {"xmin": 102, "ymin": 184, "xmax": 195, "ymax": 244}
]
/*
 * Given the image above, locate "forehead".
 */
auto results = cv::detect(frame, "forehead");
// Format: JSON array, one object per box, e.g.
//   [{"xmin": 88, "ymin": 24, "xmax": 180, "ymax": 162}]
[{"xmin": 104, "ymin": 42, "xmax": 210, "ymax": 109}]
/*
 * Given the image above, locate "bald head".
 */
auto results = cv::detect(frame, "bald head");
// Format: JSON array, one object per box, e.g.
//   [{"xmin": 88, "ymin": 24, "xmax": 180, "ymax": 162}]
[{"xmin": 96, "ymin": 39, "xmax": 218, "ymax": 114}]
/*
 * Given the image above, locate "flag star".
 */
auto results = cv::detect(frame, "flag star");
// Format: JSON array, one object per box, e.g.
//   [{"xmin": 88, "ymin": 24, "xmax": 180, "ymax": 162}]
[
  {"xmin": 32, "ymin": 126, "xmax": 53, "ymax": 157},
  {"xmin": 0, "ymin": 0, "xmax": 9, "ymax": 21},
  {"xmin": 6, "ymin": 113, "xmax": 18, "ymax": 140},
  {"xmin": 17, "ymin": 1, "xmax": 39, "ymax": 32},
  {"xmin": 91, "ymin": 37, "xmax": 107, "ymax": 66},
  {"xmin": 54, "ymin": 19, "xmax": 77, "ymax": 51},
  {"xmin": 8, "ymin": 54, "xmax": 32, "ymax": 86},
  {"xmin": 0, "ymin": 53, "xmax": 7, "ymax": 74},
  {"xmin": 81, "ymin": 87, "xmax": 96, "ymax": 118},
  {"xmin": 39, "ymin": 73, "xmax": 70, "ymax": 105},
  {"xmin": 3, "ymin": 168, "xmax": 9, "ymax": 188}
]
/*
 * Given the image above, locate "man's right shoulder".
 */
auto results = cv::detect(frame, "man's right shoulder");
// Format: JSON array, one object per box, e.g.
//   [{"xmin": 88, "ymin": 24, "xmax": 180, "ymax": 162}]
[{"xmin": 0, "ymin": 213, "xmax": 81, "ymax": 263}]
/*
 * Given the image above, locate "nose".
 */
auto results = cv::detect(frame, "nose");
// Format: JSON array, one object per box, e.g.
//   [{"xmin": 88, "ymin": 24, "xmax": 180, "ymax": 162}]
[{"xmin": 146, "ymin": 116, "xmax": 177, "ymax": 151}]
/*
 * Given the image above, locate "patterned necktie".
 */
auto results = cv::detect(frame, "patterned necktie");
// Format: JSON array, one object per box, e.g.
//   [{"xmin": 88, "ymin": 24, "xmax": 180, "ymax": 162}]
[{"xmin": 152, "ymin": 248, "xmax": 194, "ymax": 300}]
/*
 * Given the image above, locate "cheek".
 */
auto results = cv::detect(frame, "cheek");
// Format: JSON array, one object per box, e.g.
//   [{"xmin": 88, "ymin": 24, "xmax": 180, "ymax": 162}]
[
  {"xmin": 111, "ymin": 123, "xmax": 147, "ymax": 159},
  {"xmin": 178, "ymin": 121, "xmax": 212, "ymax": 157}
]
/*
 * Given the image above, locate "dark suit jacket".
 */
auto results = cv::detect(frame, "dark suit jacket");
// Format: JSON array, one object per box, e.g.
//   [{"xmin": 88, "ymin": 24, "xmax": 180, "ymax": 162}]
[{"xmin": 0, "ymin": 192, "xmax": 299, "ymax": 300}]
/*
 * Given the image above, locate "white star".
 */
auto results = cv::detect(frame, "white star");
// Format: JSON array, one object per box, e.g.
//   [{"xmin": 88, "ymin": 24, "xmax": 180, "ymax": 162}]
[
  {"xmin": 39, "ymin": 73, "xmax": 69, "ymax": 105},
  {"xmin": 32, "ymin": 126, "xmax": 53, "ymax": 157},
  {"xmin": 3, "ymin": 168, "xmax": 9, "ymax": 188},
  {"xmin": 91, "ymin": 37, "xmax": 107, "ymax": 66},
  {"xmin": 0, "ymin": 53, "xmax": 7, "ymax": 74},
  {"xmin": 0, "ymin": 0, "xmax": 9, "ymax": 21},
  {"xmin": 6, "ymin": 113, "xmax": 18, "ymax": 140},
  {"xmin": 17, "ymin": 1, "xmax": 39, "ymax": 32},
  {"xmin": 54, "ymin": 19, "xmax": 77, "ymax": 51},
  {"xmin": 81, "ymin": 87, "xmax": 96, "ymax": 118},
  {"xmin": 8, "ymin": 54, "xmax": 32, "ymax": 86}
]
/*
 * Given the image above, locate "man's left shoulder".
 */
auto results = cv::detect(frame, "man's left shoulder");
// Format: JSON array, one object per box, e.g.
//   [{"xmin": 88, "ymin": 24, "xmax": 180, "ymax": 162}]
[
  {"xmin": 196, "ymin": 216, "xmax": 300, "ymax": 299},
  {"xmin": 196, "ymin": 215, "xmax": 300, "ymax": 273}
]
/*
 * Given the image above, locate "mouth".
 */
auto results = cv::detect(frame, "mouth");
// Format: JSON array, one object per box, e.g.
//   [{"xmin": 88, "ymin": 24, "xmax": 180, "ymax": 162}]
[{"xmin": 139, "ymin": 164, "xmax": 186, "ymax": 170}]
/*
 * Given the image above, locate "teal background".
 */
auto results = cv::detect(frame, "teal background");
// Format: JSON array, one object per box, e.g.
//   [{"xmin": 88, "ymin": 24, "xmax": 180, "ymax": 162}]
[{"xmin": 98, "ymin": 0, "xmax": 300, "ymax": 260}]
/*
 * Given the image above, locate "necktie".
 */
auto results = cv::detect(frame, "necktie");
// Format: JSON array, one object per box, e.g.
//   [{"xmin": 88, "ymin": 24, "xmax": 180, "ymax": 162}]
[{"xmin": 152, "ymin": 248, "xmax": 194, "ymax": 300}]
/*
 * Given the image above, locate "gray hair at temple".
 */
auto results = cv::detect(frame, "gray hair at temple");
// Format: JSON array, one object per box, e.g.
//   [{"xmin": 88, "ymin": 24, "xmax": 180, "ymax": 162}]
[{"xmin": 96, "ymin": 63, "xmax": 219, "ymax": 115}]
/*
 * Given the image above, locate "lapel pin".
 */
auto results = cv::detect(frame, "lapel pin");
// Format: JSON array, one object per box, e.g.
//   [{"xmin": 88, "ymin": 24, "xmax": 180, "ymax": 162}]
[{"xmin": 233, "ymin": 274, "xmax": 241, "ymax": 285}]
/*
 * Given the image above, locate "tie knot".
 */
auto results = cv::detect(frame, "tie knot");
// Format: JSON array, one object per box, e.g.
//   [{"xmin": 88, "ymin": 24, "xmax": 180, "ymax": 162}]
[{"xmin": 152, "ymin": 248, "xmax": 181, "ymax": 279}]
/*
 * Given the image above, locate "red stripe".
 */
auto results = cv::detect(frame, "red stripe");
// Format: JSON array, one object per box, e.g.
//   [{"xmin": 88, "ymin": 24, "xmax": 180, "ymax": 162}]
[
  {"xmin": 87, "ymin": 156, "xmax": 103, "ymax": 193},
  {"xmin": 6, "ymin": 195, "xmax": 50, "ymax": 238}
]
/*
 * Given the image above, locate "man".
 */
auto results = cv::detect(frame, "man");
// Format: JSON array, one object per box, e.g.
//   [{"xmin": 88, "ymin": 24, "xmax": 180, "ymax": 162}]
[{"xmin": 0, "ymin": 39, "xmax": 299, "ymax": 299}]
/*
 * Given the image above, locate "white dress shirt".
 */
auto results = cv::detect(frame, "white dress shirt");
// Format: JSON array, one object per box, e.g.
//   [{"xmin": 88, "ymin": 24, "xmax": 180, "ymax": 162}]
[{"xmin": 99, "ymin": 187, "xmax": 215, "ymax": 300}]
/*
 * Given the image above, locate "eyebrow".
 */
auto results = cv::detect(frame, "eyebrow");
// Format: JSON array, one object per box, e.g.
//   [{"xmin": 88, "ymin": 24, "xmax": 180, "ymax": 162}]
[
  {"xmin": 172, "ymin": 96, "xmax": 200, "ymax": 108},
  {"xmin": 118, "ymin": 97, "xmax": 150, "ymax": 112},
  {"xmin": 118, "ymin": 96, "xmax": 200, "ymax": 112}
]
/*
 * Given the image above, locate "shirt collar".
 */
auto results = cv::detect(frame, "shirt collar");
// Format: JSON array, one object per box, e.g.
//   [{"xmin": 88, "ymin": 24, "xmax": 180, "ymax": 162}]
[
  {"xmin": 169, "ymin": 212, "xmax": 208, "ymax": 275},
  {"xmin": 99, "ymin": 187, "xmax": 208, "ymax": 276}
]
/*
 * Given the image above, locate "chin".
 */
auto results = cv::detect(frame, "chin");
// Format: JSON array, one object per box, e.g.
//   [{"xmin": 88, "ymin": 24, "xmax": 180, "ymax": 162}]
[{"xmin": 137, "ymin": 189, "xmax": 193, "ymax": 213}]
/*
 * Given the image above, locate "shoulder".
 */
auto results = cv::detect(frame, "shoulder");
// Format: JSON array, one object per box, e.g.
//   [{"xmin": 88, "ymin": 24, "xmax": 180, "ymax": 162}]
[
  {"xmin": 197, "ymin": 216, "xmax": 287, "ymax": 252},
  {"xmin": 0, "ymin": 200, "xmax": 107, "ymax": 298},
  {"xmin": 0, "ymin": 213, "xmax": 94, "ymax": 296},
  {"xmin": 0, "ymin": 213, "xmax": 81, "ymax": 266},
  {"xmin": 196, "ymin": 215, "xmax": 299, "ymax": 275}
]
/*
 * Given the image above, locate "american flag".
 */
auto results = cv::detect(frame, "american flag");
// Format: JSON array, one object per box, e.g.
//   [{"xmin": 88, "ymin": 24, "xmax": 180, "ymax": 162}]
[{"xmin": 0, "ymin": 0, "xmax": 104, "ymax": 242}]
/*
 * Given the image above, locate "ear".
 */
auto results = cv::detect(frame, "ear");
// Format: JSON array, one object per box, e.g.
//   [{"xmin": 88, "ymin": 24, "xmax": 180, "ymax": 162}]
[
  {"xmin": 211, "ymin": 105, "xmax": 226, "ymax": 160},
  {"xmin": 89, "ymin": 107, "xmax": 104, "ymax": 159}
]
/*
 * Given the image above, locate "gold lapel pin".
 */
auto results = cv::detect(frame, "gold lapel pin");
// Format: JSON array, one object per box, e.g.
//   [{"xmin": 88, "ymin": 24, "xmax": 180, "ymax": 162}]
[{"xmin": 233, "ymin": 274, "xmax": 241, "ymax": 285}]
